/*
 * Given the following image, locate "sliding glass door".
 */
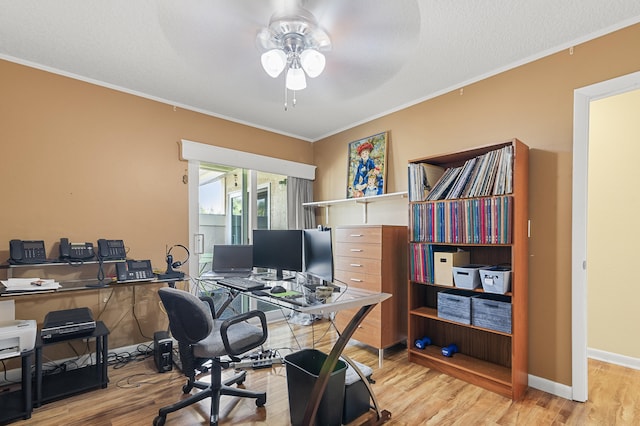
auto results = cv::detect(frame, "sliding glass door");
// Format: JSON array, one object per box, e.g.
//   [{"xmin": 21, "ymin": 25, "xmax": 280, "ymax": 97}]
[{"xmin": 198, "ymin": 163, "xmax": 289, "ymax": 317}]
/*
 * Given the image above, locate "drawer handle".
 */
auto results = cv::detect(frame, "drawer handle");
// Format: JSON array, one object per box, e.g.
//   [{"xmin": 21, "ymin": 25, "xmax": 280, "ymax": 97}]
[
  {"xmin": 350, "ymin": 234, "xmax": 364, "ymax": 237},
  {"xmin": 350, "ymin": 278, "xmax": 362, "ymax": 282},
  {"xmin": 350, "ymin": 263, "xmax": 362, "ymax": 267},
  {"xmin": 350, "ymin": 249, "xmax": 363, "ymax": 252}
]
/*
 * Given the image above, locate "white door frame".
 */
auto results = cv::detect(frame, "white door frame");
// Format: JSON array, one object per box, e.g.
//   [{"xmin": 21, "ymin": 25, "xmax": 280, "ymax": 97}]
[{"xmin": 572, "ymin": 70, "xmax": 640, "ymax": 402}]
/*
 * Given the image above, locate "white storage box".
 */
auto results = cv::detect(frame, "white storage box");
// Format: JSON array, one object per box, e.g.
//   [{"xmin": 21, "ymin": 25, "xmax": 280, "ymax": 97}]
[
  {"xmin": 472, "ymin": 294, "xmax": 512, "ymax": 333},
  {"xmin": 434, "ymin": 251, "xmax": 470, "ymax": 286},
  {"xmin": 479, "ymin": 266, "xmax": 511, "ymax": 294},
  {"xmin": 452, "ymin": 264, "xmax": 488, "ymax": 289},
  {"xmin": 437, "ymin": 289, "xmax": 476, "ymax": 325}
]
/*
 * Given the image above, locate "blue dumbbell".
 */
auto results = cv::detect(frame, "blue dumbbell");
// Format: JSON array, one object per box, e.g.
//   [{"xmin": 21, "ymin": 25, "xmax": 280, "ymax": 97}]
[
  {"xmin": 414, "ymin": 336, "xmax": 431, "ymax": 349},
  {"xmin": 442, "ymin": 344, "xmax": 458, "ymax": 357}
]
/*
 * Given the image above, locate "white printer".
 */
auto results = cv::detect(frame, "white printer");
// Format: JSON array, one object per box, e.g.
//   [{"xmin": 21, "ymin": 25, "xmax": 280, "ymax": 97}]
[
  {"xmin": 0, "ymin": 319, "xmax": 37, "ymax": 360},
  {"xmin": 0, "ymin": 300, "xmax": 37, "ymax": 360}
]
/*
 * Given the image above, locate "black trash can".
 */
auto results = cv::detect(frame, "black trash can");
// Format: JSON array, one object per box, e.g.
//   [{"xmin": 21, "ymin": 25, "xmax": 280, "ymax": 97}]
[{"xmin": 284, "ymin": 349, "xmax": 347, "ymax": 426}]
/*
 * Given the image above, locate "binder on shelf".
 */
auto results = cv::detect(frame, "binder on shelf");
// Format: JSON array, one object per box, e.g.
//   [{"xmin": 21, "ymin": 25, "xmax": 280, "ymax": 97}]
[{"xmin": 410, "ymin": 196, "xmax": 513, "ymax": 244}]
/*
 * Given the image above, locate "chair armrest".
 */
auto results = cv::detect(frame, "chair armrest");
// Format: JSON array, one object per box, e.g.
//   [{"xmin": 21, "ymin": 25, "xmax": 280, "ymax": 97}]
[{"xmin": 220, "ymin": 310, "xmax": 268, "ymax": 356}]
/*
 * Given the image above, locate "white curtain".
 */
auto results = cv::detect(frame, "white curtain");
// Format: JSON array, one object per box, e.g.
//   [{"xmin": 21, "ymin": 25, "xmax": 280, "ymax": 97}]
[{"xmin": 287, "ymin": 177, "xmax": 316, "ymax": 230}]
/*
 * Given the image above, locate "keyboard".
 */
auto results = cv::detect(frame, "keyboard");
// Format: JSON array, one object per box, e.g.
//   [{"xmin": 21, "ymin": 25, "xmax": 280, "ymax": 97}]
[{"xmin": 218, "ymin": 277, "xmax": 265, "ymax": 291}]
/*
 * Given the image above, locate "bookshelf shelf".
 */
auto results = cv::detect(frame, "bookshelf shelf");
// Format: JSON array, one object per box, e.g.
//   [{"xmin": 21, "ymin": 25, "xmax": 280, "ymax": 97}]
[{"xmin": 407, "ymin": 139, "xmax": 529, "ymax": 400}]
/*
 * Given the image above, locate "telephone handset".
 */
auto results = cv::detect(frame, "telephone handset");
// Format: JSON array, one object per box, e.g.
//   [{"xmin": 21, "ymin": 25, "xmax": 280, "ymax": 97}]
[
  {"xmin": 9, "ymin": 239, "xmax": 47, "ymax": 264},
  {"xmin": 116, "ymin": 259, "xmax": 154, "ymax": 282},
  {"xmin": 97, "ymin": 239, "xmax": 127, "ymax": 260},
  {"xmin": 59, "ymin": 238, "xmax": 95, "ymax": 261}
]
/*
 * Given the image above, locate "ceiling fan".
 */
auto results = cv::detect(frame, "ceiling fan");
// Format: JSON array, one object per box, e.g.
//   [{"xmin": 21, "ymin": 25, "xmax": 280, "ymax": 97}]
[{"xmin": 155, "ymin": 0, "xmax": 421, "ymax": 104}]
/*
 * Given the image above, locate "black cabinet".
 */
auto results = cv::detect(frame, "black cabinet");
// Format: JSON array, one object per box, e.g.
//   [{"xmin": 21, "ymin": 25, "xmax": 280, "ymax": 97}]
[
  {"xmin": 35, "ymin": 321, "xmax": 109, "ymax": 406},
  {"xmin": 0, "ymin": 349, "xmax": 33, "ymax": 424}
]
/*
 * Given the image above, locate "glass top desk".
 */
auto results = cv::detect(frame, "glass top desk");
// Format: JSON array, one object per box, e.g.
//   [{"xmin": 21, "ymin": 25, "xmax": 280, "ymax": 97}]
[{"xmin": 197, "ymin": 274, "xmax": 392, "ymax": 425}]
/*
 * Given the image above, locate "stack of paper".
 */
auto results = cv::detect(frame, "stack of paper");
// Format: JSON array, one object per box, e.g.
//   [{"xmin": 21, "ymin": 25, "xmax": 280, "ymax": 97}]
[{"xmin": 1, "ymin": 278, "xmax": 61, "ymax": 291}]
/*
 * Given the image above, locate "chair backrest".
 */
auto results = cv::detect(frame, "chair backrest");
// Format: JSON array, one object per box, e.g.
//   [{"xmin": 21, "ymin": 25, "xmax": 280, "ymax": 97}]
[{"xmin": 158, "ymin": 287, "xmax": 214, "ymax": 344}]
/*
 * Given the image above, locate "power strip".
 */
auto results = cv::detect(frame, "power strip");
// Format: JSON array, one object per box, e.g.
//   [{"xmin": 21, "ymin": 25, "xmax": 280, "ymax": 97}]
[{"xmin": 231, "ymin": 355, "xmax": 284, "ymax": 370}]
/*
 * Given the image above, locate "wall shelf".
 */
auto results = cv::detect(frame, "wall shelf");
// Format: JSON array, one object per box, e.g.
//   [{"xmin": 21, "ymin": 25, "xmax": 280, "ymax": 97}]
[{"xmin": 303, "ymin": 191, "xmax": 407, "ymax": 223}]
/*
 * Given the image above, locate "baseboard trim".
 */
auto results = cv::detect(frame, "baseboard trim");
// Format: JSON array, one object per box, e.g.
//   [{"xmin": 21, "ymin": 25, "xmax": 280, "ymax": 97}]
[
  {"xmin": 528, "ymin": 374, "xmax": 573, "ymax": 400},
  {"xmin": 588, "ymin": 348, "xmax": 640, "ymax": 371},
  {"xmin": 528, "ymin": 350, "xmax": 640, "ymax": 402}
]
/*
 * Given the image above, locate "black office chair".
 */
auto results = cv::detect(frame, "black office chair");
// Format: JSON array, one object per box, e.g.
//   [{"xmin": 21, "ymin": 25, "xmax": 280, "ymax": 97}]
[{"xmin": 154, "ymin": 287, "xmax": 268, "ymax": 426}]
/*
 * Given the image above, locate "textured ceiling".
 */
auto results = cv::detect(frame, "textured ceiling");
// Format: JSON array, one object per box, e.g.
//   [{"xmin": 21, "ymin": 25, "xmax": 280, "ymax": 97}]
[{"xmin": 1, "ymin": 0, "xmax": 639, "ymax": 141}]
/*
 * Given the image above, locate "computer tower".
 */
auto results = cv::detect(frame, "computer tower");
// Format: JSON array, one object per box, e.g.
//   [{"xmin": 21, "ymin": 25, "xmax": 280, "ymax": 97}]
[{"xmin": 154, "ymin": 330, "xmax": 173, "ymax": 373}]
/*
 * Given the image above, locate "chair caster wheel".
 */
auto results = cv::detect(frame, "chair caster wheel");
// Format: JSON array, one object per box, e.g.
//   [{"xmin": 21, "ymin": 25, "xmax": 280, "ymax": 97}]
[
  {"xmin": 182, "ymin": 384, "xmax": 192, "ymax": 394},
  {"xmin": 256, "ymin": 395, "xmax": 267, "ymax": 407},
  {"xmin": 153, "ymin": 416, "xmax": 166, "ymax": 426}
]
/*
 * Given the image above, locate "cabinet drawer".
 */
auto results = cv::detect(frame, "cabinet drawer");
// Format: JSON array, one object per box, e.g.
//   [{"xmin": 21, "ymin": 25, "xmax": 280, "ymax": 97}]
[
  {"xmin": 334, "ymin": 256, "xmax": 381, "ymax": 275},
  {"xmin": 335, "ymin": 242, "xmax": 382, "ymax": 259},
  {"xmin": 336, "ymin": 227, "xmax": 382, "ymax": 244},
  {"xmin": 335, "ymin": 306, "xmax": 382, "ymax": 329},
  {"xmin": 335, "ymin": 308, "xmax": 382, "ymax": 347},
  {"xmin": 335, "ymin": 269, "xmax": 381, "ymax": 291}
]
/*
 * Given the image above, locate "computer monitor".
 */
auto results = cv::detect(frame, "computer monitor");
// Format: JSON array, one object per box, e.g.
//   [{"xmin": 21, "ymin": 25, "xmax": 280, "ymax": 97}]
[
  {"xmin": 303, "ymin": 227, "xmax": 334, "ymax": 285},
  {"xmin": 252, "ymin": 229, "xmax": 303, "ymax": 280}
]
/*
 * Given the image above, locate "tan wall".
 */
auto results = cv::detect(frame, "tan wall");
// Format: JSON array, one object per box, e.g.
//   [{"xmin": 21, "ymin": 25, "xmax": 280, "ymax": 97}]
[
  {"xmin": 588, "ymin": 89, "xmax": 640, "ymax": 358},
  {"xmin": 312, "ymin": 24, "xmax": 640, "ymax": 386},
  {"xmin": 0, "ymin": 59, "xmax": 312, "ymax": 356}
]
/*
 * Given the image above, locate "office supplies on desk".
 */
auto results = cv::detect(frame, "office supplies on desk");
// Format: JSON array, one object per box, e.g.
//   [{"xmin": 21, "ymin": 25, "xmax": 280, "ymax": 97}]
[{"xmin": 1, "ymin": 278, "xmax": 61, "ymax": 292}]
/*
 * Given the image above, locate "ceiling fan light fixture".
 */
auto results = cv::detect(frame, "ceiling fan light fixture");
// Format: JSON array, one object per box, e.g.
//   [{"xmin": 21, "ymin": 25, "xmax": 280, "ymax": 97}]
[
  {"xmin": 261, "ymin": 49, "xmax": 287, "ymax": 78},
  {"xmin": 286, "ymin": 66, "xmax": 307, "ymax": 91},
  {"xmin": 300, "ymin": 49, "xmax": 325, "ymax": 78},
  {"xmin": 257, "ymin": 7, "xmax": 331, "ymax": 108}
]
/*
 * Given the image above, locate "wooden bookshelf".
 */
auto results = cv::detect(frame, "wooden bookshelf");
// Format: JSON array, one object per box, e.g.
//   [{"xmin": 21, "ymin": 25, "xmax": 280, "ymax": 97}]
[{"xmin": 407, "ymin": 139, "xmax": 529, "ymax": 400}]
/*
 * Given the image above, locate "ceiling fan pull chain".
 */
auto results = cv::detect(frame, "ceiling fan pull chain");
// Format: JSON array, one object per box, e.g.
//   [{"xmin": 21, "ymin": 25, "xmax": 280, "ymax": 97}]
[{"xmin": 284, "ymin": 76, "xmax": 288, "ymax": 111}]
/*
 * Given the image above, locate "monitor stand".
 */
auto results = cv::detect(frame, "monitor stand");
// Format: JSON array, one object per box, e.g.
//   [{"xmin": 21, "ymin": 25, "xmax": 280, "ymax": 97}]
[{"xmin": 258, "ymin": 269, "xmax": 295, "ymax": 281}]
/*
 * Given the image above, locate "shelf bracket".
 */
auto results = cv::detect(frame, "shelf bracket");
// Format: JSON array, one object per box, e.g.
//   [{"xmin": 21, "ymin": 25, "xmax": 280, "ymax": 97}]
[
  {"xmin": 323, "ymin": 205, "xmax": 330, "ymax": 223},
  {"xmin": 355, "ymin": 199, "xmax": 369, "ymax": 223}
]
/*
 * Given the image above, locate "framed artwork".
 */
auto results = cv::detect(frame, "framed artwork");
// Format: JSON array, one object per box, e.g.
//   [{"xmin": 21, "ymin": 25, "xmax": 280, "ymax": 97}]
[{"xmin": 346, "ymin": 131, "xmax": 388, "ymax": 199}]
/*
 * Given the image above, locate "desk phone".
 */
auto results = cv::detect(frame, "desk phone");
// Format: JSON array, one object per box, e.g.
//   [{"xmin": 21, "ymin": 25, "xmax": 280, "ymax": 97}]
[{"xmin": 9, "ymin": 239, "xmax": 47, "ymax": 264}]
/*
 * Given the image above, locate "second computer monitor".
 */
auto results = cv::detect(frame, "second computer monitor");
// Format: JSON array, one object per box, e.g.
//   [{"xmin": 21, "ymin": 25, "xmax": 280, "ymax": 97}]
[
  {"xmin": 252, "ymin": 229, "xmax": 303, "ymax": 280},
  {"xmin": 303, "ymin": 227, "xmax": 334, "ymax": 285}
]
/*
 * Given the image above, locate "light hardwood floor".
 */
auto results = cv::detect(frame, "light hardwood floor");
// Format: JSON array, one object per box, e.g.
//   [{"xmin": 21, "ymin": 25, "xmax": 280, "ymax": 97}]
[{"xmin": 15, "ymin": 318, "xmax": 640, "ymax": 426}]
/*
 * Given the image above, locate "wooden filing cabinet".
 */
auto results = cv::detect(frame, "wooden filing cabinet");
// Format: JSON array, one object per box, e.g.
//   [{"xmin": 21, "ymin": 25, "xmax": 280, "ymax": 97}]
[{"xmin": 333, "ymin": 225, "xmax": 407, "ymax": 366}]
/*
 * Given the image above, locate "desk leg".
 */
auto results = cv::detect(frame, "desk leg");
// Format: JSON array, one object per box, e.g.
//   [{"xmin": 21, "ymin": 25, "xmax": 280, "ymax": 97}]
[
  {"xmin": 100, "ymin": 334, "xmax": 108, "ymax": 387},
  {"xmin": 35, "ymin": 346, "xmax": 42, "ymax": 408},
  {"xmin": 302, "ymin": 304, "xmax": 391, "ymax": 426},
  {"xmin": 215, "ymin": 290, "xmax": 238, "ymax": 318},
  {"xmin": 22, "ymin": 351, "xmax": 32, "ymax": 419}
]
